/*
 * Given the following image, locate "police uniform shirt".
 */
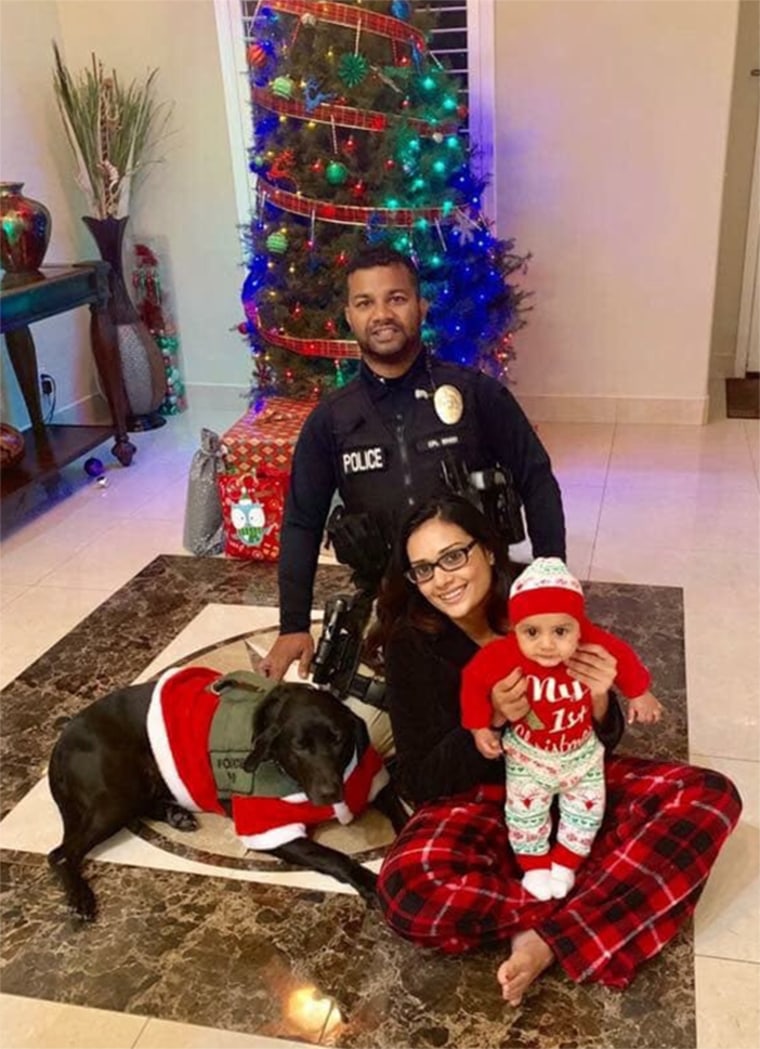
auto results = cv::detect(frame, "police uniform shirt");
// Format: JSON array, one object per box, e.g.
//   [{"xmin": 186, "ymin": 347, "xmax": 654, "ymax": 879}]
[{"xmin": 278, "ymin": 352, "xmax": 565, "ymax": 634}]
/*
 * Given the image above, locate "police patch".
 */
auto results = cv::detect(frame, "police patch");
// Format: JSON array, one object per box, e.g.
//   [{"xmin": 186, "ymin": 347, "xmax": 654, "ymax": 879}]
[{"xmin": 341, "ymin": 445, "xmax": 388, "ymax": 475}]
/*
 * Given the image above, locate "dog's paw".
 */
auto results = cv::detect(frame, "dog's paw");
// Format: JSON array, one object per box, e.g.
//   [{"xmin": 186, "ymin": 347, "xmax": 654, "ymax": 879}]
[
  {"xmin": 353, "ymin": 867, "xmax": 379, "ymax": 905},
  {"xmin": 163, "ymin": 804, "xmax": 199, "ymax": 832},
  {"xmin": 70, "ymin": 885, "xmax": 97, "ymax": 922}
]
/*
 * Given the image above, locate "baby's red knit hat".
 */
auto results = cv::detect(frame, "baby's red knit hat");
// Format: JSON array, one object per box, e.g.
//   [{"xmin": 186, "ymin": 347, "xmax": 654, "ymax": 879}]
[{"xmin": 509, "ymin": 557, "xmax": 585, "ymax": 625}]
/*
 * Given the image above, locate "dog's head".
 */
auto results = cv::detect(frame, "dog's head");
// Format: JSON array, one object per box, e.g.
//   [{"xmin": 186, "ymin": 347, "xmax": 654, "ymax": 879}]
[{"xmin": 243, "ymin": 683, "xmax": 362, "ymax": 806}]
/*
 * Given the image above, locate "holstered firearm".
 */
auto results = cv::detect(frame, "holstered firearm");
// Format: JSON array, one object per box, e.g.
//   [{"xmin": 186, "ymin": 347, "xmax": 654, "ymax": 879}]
[{"xmin": 311, "ymin": 589, "xmax": 386, "ymax": 708}]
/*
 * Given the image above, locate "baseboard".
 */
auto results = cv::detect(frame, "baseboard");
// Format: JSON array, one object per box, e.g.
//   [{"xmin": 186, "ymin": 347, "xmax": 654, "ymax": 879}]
[{"xmin": 514, "ymin": 394, "xmax": 709, "ymax": 426}]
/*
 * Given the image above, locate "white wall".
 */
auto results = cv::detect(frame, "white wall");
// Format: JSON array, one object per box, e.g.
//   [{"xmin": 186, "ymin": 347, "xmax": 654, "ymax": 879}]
[
  {"xmin": 1, "ymin": 0, "xmax": 250, "ymax": 429},
  {"xmin": 492, "ymin": 0, "xmax": 739, "ymax": 423}
]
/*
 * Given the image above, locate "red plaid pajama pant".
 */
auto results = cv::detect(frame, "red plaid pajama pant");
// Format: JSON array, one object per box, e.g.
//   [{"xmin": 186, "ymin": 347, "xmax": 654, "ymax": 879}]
[{"xmin": 377, "ymin": 755, "xmax": 741, "ymax": 988}]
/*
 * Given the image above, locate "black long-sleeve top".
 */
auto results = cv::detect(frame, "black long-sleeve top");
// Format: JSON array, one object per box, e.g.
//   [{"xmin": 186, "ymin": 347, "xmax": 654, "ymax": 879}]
[
  {"xmin": 384, "ymin": 620, "xmax": 625, "ymax": 806},
  {"xmin": 279, "ymin": 354, "xmax": 565, "ymax": 633}
]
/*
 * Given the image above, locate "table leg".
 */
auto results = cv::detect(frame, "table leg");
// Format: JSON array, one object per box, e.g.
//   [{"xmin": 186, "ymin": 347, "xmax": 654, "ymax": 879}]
[
  {"xmin": 89, "ymin": 301, "xmax": 136, "ymax": 466},
  {"xmin": 5, "ymin": 325, "xmax": 46, "ymax": 433}
]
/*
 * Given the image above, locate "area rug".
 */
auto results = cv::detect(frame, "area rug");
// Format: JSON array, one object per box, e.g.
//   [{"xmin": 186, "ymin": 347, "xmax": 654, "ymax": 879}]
[{"xmin": 0, "ymin": 556, "xmax": 695, "ymax": 1048}]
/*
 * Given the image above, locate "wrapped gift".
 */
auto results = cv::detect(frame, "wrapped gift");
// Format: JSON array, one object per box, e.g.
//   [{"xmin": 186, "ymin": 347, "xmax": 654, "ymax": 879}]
[
  {"xmin": 218, "ymin": 397, "xmax": 316, "ymax": 561},
  {"xmin": 220, "ymin": 396, "xmax": 315, "ymax": 475}
]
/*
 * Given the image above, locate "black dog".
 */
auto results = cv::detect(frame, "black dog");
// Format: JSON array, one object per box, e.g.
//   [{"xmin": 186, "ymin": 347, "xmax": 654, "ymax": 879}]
[{"xmin": 48, "ymin": 676, "xmax": 407, "ymax": 920}]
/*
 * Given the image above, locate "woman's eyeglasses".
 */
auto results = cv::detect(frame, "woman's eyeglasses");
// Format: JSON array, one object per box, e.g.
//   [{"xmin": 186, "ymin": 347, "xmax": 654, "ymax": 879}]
[{"xmin": 405, "ymin": 539, "xmax": 479, "ymax": 585}]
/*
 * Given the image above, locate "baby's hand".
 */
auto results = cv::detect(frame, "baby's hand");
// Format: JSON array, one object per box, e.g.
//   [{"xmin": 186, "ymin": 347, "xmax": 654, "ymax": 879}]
[
  {"xmin": 627, "ymin": 690, "xmax": 663, "ymax": 725},
  {"xmin": 471, "ymin": 727, "xmax": 503, "ymax": 759}
]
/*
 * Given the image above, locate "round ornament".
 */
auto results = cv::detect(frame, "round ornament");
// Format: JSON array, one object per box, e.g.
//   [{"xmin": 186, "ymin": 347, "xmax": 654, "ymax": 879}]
[
  {"xmin": 271, "ymin": 76, "xmax": 295, "ymax": 100},
  {"xmin": 301, "ymin": 12, "xmax": 317, "ymax": 27},
  {"xmin": 247, "ymin": 42, "xmax": 267, "ymax": 67},
  {"xmin": 325, "ymin": 161, "xmax": 349, "ymax": 186},
  {"xmin": 433, "ymin": 384, "xmax": 464, "ymax": 425},
  {"xmin": 84, "ymin": 457, "xmax": 105, "ymax": 478},
  {"xmin": 337, "ymin": 53, "xmax": 369, "ymax": 88},
  {"xmin": 266, "ymin": 230, "xmax": 288, "ymax": 254}
]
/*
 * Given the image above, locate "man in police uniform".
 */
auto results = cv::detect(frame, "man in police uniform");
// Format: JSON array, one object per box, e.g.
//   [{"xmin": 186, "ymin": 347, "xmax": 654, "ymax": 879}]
[{"xmin": 260, "ymin": 246, "xmax": 566, "ymax": 683}]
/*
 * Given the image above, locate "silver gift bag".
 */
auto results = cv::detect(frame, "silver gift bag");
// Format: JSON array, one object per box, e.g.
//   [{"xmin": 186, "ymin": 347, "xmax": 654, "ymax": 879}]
[{"xmin": 183, "ymin": 428, "xmax": 224, "ymax": 556}]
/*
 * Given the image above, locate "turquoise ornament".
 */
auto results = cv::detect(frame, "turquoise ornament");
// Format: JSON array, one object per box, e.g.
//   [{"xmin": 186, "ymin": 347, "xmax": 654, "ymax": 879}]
[{"xmin": 325, "ymin": 161, "xmax": 349, "ymax": 186}]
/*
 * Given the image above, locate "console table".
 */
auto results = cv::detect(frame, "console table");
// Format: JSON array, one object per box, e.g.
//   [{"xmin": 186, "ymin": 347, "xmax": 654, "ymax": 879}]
[{"xmin": 0, "ymin": 262, "xmax": 136, "ymax": 501}]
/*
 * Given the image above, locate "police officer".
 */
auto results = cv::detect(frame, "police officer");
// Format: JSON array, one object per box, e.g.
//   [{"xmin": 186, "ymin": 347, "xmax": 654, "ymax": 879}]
[{"xmin": 260, "ymin": 246, "xmax": 566, "ymax": 682}]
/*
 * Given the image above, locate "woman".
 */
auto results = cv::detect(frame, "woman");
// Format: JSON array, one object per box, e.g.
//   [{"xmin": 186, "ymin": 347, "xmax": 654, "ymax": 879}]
[{"xmin": 369, "ymin": 494, "xmax": 741, "ymax": 1006}]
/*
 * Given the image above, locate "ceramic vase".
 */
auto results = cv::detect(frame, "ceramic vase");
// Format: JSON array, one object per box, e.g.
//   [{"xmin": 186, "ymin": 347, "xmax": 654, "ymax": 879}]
[
  {"xmin": 0, "ymin": 182, "xmax": 52, "ymax": 274},
  {"xmin": 82, "ymin": 216, "xmax": 166, "ymax": 430}
]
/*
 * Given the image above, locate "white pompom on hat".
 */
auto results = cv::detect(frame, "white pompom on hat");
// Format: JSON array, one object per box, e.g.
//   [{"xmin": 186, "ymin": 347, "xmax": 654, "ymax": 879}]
[{"xmin": 509, "ymin": 557, "xmax": 585, "ymax": 626}]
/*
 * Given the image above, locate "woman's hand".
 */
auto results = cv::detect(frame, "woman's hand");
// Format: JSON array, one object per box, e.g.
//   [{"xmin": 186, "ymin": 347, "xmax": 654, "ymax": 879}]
[
  {"xmin": 491, "ymin": 667, "xmax": 530, "ymax": 724},
  {"xmin": 567, "ymin": 643, "xmax": 617, "ymax": 721}
]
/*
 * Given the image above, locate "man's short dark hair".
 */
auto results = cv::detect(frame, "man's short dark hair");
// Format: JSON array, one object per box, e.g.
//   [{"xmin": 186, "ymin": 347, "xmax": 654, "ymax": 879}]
[{"xmin": 345, "ymin": 246, "xmax": 420, "ymax": 296}]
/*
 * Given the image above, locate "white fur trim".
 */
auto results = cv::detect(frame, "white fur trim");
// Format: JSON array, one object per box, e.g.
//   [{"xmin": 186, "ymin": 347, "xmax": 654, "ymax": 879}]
[
  {"xmin": 368, "ymin": 764, "xmax": 389, "ymax": 802},
  {"xmin": 238, "ymin": 822, "xmax": 307, "ymax": 850},
  {"xmin": 146, "ymin": 667, "xmax": 202, "ymax": 812},
  {"xmin": 333, "ymin": 802, "xmax": 354, "ymax": 825}
]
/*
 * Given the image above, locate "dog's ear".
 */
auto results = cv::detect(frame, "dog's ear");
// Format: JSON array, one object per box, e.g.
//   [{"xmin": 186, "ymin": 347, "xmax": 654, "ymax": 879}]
[{"xmin": 243, "ymin": 687, "xmax": 287, "ymax": 772}]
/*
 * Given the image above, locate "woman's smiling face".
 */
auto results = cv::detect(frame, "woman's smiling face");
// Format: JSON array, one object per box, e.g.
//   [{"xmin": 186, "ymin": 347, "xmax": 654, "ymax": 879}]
[{"xmin": 406, "ymin": 515, "xmax": 494, "ymax": 626}]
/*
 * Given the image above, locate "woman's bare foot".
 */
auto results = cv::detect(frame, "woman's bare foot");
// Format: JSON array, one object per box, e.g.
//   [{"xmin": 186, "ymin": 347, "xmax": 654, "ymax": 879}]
[{"xmin": 496, "ymin": 929, "xmax": 554, "ymax": 1006}]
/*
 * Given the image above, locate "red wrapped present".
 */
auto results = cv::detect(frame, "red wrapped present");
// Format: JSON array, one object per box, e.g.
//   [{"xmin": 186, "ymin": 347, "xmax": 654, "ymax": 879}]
[
  {"xmin": 220, "ymin": 397, "xmax": 315, "ymax": 475},
  {"xmin": 218, "ymin": 470, "xmax": 288, "ymax": 561}
]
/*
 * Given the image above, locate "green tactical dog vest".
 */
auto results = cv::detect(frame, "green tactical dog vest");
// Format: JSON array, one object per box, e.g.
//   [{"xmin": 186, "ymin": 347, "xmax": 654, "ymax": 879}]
[{"xmin": 207, "ymin": 670, "xmax": 298, "ymax": 799}]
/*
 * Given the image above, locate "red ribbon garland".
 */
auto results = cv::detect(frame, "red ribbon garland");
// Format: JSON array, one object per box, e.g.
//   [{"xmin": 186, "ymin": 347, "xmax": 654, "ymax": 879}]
[
  {"xmin": 258, "ymin": 178, "xmax": 450, "ymax": 227},
  {"xmin": 254, "ymin": 310, "xmax": 361, "ymax": 359},
  {"xmin": 267, "ymin": 0, "xmax": 427, "ymax": 50},
  {"xmin": 252, "ymin": 85, "xmax": 455, "ymax": 137}
]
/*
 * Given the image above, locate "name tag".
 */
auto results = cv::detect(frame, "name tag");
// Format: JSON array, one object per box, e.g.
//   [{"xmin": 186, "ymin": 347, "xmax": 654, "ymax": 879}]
[
  {"xmin": 417, "ymin": 434, "xmax": 461, "ymax": 453},
  {"xmin": 341, "ymin": 446, "xmax": 388, "ymax": 475}
]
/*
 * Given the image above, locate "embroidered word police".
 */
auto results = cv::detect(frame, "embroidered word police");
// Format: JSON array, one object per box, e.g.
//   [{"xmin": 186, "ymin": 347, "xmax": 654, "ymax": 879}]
[{"xmin": 342, "ymin": 446, "xmax": 388, "ymax": 475}]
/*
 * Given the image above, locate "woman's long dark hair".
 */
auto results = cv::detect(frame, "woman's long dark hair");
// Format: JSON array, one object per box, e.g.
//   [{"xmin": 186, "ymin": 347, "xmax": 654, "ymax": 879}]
[{"xmin": 364, "ymin": 494, "xmax": 516, "ymax": 667}]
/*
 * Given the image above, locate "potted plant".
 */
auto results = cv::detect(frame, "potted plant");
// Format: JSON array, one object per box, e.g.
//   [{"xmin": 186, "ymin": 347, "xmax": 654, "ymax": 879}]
[{"xmin": 52, "ymin": 42, "xmax": 174, "ymax": 429}]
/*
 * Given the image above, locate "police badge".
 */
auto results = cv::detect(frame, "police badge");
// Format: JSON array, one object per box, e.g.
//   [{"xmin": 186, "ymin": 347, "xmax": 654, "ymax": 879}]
[{"xmin": 433, "ymin": 384, "xmax": 464, "ymax": 425}]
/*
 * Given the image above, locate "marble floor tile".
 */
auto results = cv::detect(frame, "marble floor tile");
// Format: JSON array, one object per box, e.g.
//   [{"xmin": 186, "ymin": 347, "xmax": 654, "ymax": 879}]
[
  {"xmin": 694, "ymin": 957, "xmax": 760, "ymax": 1049},
  {"xmin": 37, "ymin": 518, "xmax": 189, "ymax": 590},
  {"xmin": 0, "ymin": 585, "xmax": 113, "ymax": 689},
  {"xmin": 609, "ymin": 420, "xmax": 758, "ymax": 480},
  {"xmin": 691, "ymin": 754, "xmax": 759, "ymax": 964},
  {"xmin": 595, "ymin": 484, "xmax": 759, "ymax": 553},
  {"xmin": 0, "ymin": 584, "xmax": 27, "ymax": 608},
  {"xmin": 0, "ymin": 993, "xmax": 149, "ymax": 1048},
  {"xmin": 531, "ymin": 421, "xmax": 615, "ymax": 486},
  {"xmin": 135, "ymin": 1018, "xmax": 314, "ymax": 1048}
]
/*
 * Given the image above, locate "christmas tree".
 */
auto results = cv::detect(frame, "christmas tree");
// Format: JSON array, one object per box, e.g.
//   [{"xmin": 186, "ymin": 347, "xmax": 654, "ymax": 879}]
[{"xmin": 239, "ymin": 0, "xmax": 530, "ymax": 403}]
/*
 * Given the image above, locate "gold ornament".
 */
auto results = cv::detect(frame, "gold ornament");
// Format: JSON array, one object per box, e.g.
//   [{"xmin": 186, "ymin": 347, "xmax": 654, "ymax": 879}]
[{"xmin": 433, "ymin": 384, "xmax": 464, "ymax": 425}]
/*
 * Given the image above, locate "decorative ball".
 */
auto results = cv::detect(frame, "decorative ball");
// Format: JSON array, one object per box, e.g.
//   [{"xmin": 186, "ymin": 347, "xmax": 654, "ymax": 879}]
[
  {"xmin": 337, "ymin": 53, "xmax": 369, "ymax": 88},
  {"xmin": 266, "ymin": 230, "xmax": 288, "ymax": 254},
  {"xmin": 247, "ymin": 43, "xmax": 267, "ymax": 67},
  {"xmin": 84, "ymin": 457, "xmax": 105, "ymax": 478},
  {"xmin": 271, "ymin": 76, "xmax": 295, "ymax": 100},
  {"xmin": 301, "ymin": 12, "xmax": 317, "ymax": 27},
  {"xmin": 325, "ymin": 161, "xmax": 349, "ymax": 186}
]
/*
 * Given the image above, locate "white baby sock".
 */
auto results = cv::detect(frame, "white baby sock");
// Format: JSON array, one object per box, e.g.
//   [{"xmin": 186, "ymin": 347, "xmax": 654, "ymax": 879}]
[
  {"xmin": 522, "ymin": 869, "xmax": 553, "ymax": 901},
  {"xmin": 550, "ymin": 863, "xmax": 576, "ymax": 899}
]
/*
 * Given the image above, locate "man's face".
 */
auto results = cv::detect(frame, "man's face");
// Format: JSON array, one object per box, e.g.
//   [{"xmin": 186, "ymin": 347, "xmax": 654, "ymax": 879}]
[{"xmin": 344, "ymin": 263, "xmax": 429, "ymax": 378}]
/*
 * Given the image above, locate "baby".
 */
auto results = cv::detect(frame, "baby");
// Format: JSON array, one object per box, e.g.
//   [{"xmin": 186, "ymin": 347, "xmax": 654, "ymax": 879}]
[{"xmin": 460, "ymin": 557, "xmax": 662, "ymax": 901}]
